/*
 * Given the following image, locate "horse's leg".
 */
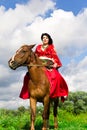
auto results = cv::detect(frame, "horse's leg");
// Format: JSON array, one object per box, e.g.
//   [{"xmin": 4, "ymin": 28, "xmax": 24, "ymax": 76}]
[
  {"xmin": 53, "ymin": 98, "xmax": 59, "ymax": 129},
  {"xmin": 42, "ymin": 95, "xmax": 49, "ymax": 130},
  {"xmin": 46, "ymin": 99, "xmax": 50, "ymax": 129},
  {"xmin": 30, "ymin": 97, "xmax": 36, "ymax": 130}
]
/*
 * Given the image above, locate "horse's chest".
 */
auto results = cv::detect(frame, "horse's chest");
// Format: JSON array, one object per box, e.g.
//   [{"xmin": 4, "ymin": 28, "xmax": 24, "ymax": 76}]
[
  {"xmin": 28, "ymin": 79, "xmax": 50, "ymax": 99},
  {"xmin": 29, "ymin": 84, "xmax": 49, "ymax": 99},
  {"xmin": 30, "ymin": 87, "xmax": 45, "ymax": 98}
]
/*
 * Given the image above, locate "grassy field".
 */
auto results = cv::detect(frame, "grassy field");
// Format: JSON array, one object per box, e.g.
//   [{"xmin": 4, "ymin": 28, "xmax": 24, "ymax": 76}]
[{"xmin": 0, "ymin": 108, "xmax": 87, "ymax": 130}]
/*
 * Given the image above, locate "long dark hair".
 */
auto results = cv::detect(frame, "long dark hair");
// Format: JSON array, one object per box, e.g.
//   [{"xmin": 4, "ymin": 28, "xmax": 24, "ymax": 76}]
[{"xmin": 41, "ymin": 33, "xmax": 53, "ymax": 45}]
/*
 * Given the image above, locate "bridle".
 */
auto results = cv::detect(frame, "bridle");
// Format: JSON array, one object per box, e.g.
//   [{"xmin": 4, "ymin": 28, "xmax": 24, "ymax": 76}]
[
  {"xmin": 27, "ymin": 50, "xmax": 53, "ymax": 69},
  {"xmin": 27, "ymin": 51, "xmax": 46, "ymax": 68}
]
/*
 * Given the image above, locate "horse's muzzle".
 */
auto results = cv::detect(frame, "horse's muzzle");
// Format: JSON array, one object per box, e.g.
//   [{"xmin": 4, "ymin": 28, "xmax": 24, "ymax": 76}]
[{"xmin": 8, "ymin": 59, "xmax": 18, "ymax": 70}]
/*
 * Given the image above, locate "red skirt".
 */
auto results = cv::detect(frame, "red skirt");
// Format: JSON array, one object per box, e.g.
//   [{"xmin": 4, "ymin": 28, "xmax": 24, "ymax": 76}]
[{"xmin": 19, "ymin": 69, "xmax": 68, "ymax": 101}]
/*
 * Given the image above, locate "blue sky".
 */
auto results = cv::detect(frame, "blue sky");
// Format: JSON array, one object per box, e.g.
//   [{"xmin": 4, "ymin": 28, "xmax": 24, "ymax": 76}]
[
  {"xmin": 56, "ymin": 0, "xmax": 87, "ymax": 15},
  {"xmin": 0, "ymin": 0, "xmax": 87, "ymax": 109},
  {"xmin": 0, "ymin": 0, "xmax": 29, "ymax": 9},
  {"xmin": 0, "ymin": 0, "xmax": 87, "ymax": 15}
]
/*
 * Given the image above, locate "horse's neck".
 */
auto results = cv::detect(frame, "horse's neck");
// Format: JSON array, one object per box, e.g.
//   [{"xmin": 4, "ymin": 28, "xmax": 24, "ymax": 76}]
[
  {"xmin": 27, "ymin": 65, "xmax": 44, "ymax": 84},
  {"xmin": 27, "ymin": 52, "xmax": 44, "ymax": 82},
  {"xmin": 30, "ymin": 51, "xmax": 42, "ymax": 65}
]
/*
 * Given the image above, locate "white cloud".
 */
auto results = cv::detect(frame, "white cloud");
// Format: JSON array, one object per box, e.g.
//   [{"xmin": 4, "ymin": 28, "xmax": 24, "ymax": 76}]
[
  {"xmin": 63, "ymin": 56, "xmax": 87, "ymax": 92},
  {"xmin": 77, "ymin": 56, "xmax": 87, "ymax": 69},
  {"xmin": 0, "ymin": 65, "xmax": 10, "ymax": 79},
  {"xmin": 0, "ymin": 99, "xmax": 29, "ymax": 109},
  {"xmin": 0, "ymin": 0, "xmax": 87, "ymax": 108}
]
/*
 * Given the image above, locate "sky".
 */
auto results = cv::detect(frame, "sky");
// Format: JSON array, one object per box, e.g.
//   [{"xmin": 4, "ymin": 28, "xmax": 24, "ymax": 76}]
[{"xmin": 0, "ymin": 0, "xmax": 87, "ymax": 109}]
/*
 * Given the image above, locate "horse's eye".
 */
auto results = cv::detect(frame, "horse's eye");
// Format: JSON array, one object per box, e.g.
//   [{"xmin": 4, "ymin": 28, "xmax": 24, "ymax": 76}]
[{"xmin": 22, "ymin": 50, "xmax": 26, "ymax": 53}]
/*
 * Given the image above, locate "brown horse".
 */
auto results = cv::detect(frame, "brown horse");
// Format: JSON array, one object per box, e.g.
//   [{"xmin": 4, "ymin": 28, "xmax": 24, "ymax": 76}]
[{"xmin": 8, "ymin": 44, "xmax": 59, "ymax": 130}]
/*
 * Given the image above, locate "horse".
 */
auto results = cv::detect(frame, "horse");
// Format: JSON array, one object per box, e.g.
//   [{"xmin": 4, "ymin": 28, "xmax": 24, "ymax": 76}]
[{"xmin": 8, "ymin": 44, "xmax": 59, "ymax": 130}]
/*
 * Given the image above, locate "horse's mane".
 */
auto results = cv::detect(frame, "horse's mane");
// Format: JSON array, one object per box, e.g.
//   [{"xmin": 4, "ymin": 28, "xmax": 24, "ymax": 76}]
[{"xmin": 30, "ymin": 50, "xmax": 43, "ymax": 65}]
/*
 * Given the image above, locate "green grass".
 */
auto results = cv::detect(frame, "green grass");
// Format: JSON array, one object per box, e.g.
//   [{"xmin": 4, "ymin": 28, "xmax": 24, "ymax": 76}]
[
  {"xmin": 0, "ymin": 109, "xmax": 87, "ymax": 130},
  {"xmin": 56, "ymin": 109, "xmax": 87, "ymax": 130}
]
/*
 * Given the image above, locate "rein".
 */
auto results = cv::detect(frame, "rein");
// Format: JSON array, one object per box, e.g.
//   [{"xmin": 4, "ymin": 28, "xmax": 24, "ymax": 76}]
[
  {"xmin": 27, "ymin": 51, "xmax": 50, "ymax": 68},
  {"xmin": 28, "ymin": 64, "xmax": 44, "ymax": 67},
  {"xmin": 28, "ymin": 64, "xmax": 48, "ymax": 67},
  {"xmin": 27, "ymin": 63, "xmax": 53, "ymax": 69},
  {"xmin": 26, "ymin": 50, "xmax": 53, "ymax": 68}
]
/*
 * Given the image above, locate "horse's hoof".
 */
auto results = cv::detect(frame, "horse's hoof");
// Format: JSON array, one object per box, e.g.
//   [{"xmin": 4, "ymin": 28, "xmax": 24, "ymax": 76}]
[
  {"xmin": 54, "ymin": 128, "xmax": 58, "ymax": 130},
  {"xmin": 54, "ymin": 125, "xmax": 58, "ymax": 130},
  {"xmin": 42, "ymin": 128, "xmax": 47, "ymax": 130},
  {"xmin": 30, "ymin": 127, "xmax": 35, "ymax": 130},
  {"xmin": 54, "ymin": 124, "xmax": 58, "ymax": 129}
]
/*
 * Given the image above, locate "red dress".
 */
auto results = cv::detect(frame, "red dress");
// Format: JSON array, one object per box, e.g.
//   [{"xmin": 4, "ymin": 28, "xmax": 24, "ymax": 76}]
[{"xmin": 20, "ymin": 44, "xmax": 68, "ymax": 101}]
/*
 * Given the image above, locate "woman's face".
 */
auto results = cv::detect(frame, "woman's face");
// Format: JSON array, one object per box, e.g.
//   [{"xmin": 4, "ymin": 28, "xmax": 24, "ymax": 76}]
[{"xmin": 42, "ymin": 35, "xmax": 49, "ymax": 45}]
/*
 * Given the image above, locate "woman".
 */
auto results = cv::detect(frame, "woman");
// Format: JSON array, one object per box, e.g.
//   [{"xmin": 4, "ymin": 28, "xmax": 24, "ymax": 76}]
[{"xmin": 20, "ymin": 33, "xmax": 68, "ymax": 101}]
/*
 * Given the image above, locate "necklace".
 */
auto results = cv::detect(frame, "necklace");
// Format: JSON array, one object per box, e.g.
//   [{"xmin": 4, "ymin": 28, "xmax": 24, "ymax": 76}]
[{"xmin": 42, "ymin": 45, "xmax": 48, "ymax": 51}]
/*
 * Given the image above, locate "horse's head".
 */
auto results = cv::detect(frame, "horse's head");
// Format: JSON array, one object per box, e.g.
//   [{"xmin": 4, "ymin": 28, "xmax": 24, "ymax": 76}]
[{"xmin": 8, "ymin": 44, "xmax": 35, "ymax": 70}]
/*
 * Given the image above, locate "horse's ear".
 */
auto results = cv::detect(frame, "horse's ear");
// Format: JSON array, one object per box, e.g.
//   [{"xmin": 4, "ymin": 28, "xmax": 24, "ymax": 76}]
[{"xmin": 28, "ymin": 44, "xmax": 36, "ymax": 49}]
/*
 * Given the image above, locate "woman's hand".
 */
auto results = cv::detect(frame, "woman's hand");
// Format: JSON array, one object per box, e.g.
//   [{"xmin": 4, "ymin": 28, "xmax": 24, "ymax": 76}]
[{"xmin": 52, "ymin": 63, "xmax": 58, "ymax": 68}]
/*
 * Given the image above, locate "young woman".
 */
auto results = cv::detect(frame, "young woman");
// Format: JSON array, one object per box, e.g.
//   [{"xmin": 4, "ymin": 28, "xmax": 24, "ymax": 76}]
[{"xmin": 20, "ymin": 33, "xmax": 68, "ymax": 101}]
